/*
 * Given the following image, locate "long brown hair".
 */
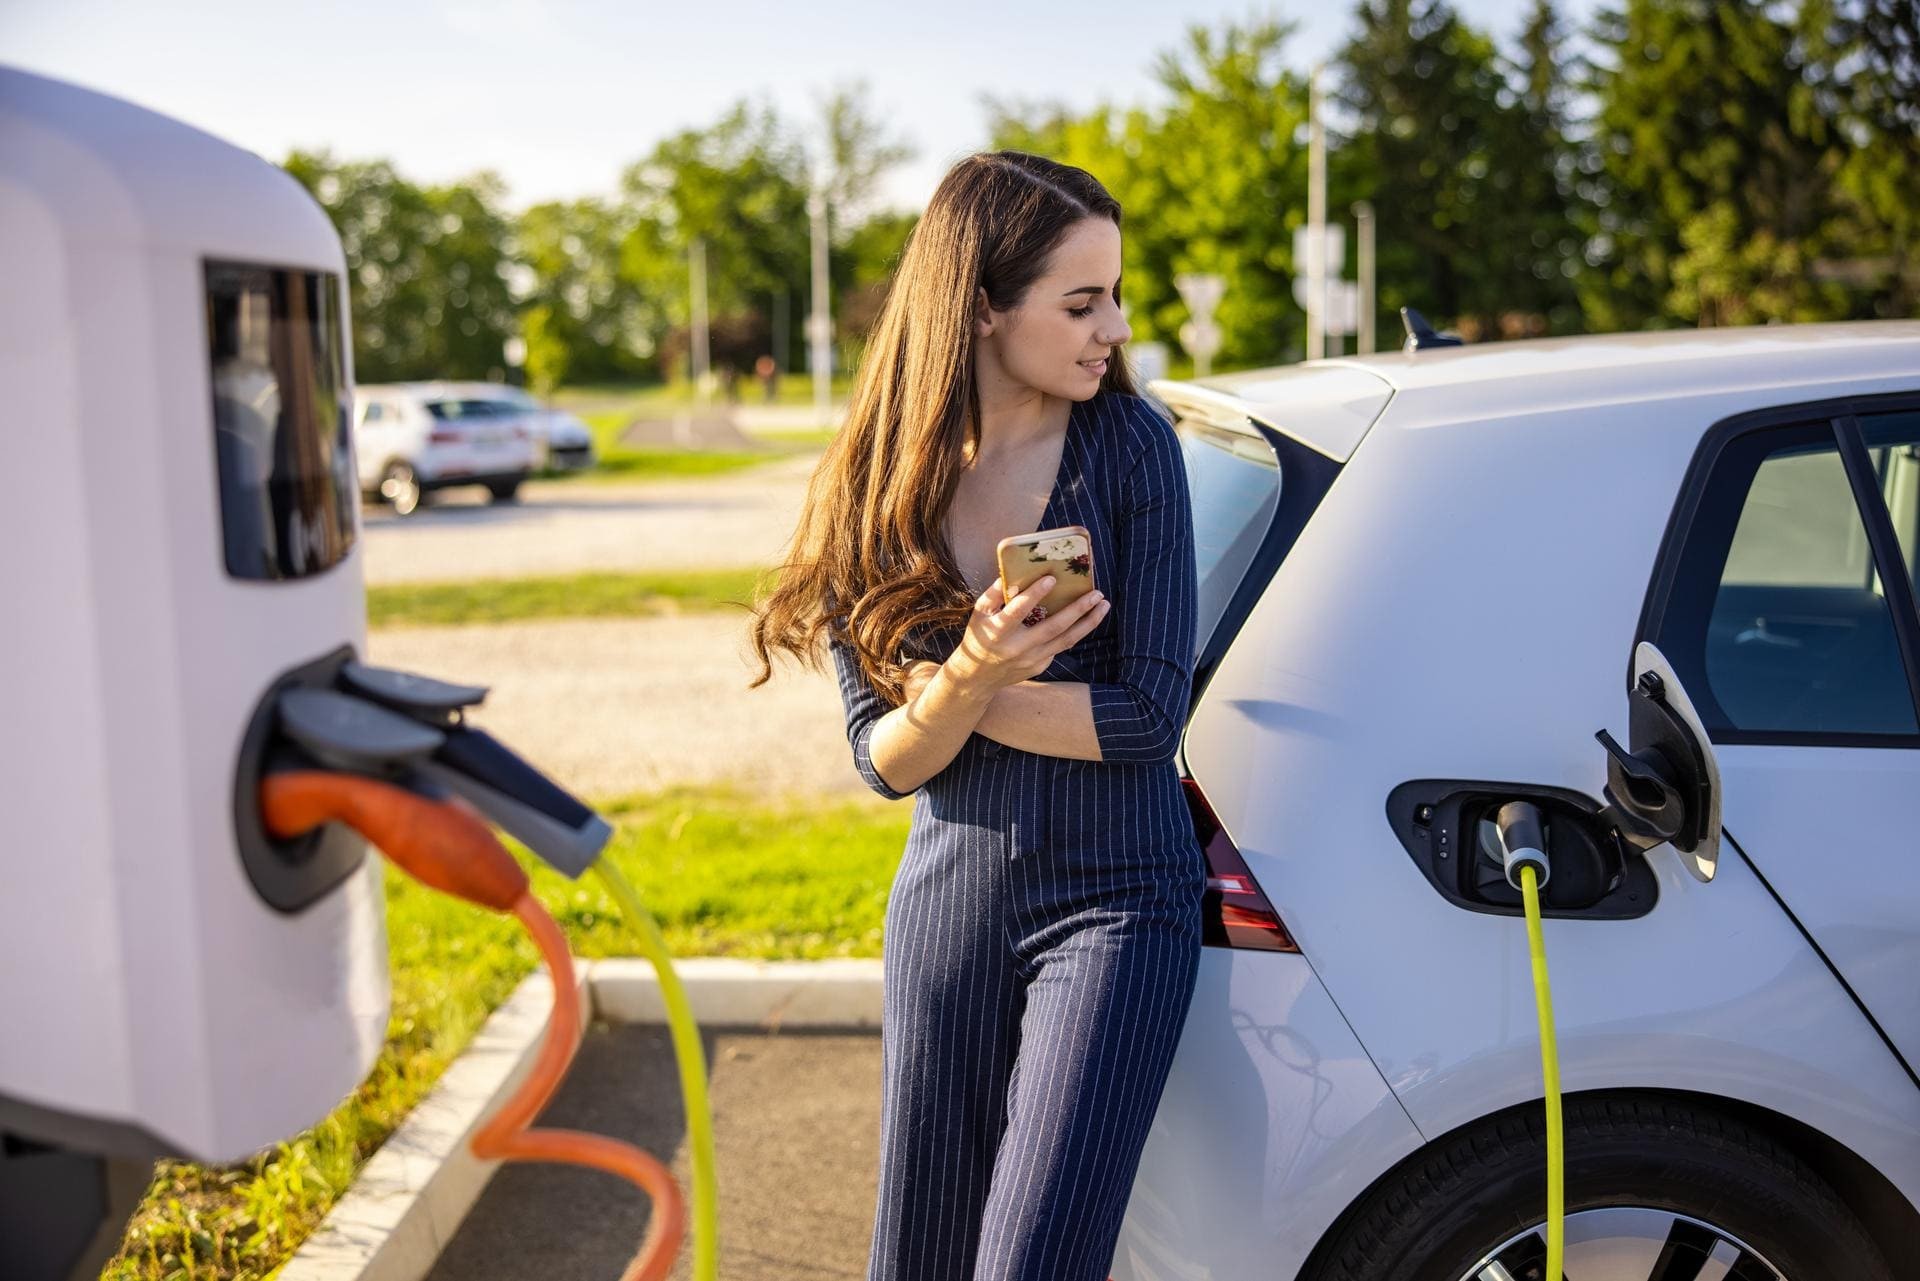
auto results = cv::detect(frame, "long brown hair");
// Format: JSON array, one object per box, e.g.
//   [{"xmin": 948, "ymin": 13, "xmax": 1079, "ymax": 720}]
[{"xmin": 745, "ymin": 150, "xmax": 1139, "ymax": 702}]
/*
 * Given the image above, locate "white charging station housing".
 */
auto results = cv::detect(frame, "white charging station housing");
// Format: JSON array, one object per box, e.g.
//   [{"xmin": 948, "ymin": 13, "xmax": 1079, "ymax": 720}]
[{"xmin": 0, "ymin": 66, "xmax": 387, "ymax": 1166}]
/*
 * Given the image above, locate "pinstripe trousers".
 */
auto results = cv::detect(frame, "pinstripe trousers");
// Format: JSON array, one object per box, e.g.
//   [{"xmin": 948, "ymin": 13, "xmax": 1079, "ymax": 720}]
[{"xmin": 865, "ymin": 777, "xmax": 1206, "ymax": 1281}]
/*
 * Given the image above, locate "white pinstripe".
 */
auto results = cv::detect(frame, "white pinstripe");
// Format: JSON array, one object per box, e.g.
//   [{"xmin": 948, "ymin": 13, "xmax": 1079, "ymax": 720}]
[{"xmin": 829, "ymin": 392, "xmax": 1206, "ymax": 1281}]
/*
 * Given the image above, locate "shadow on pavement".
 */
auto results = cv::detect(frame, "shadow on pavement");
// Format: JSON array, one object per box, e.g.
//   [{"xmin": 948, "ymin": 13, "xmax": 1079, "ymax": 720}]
[{"xmin": 426, "ymin": 1024, "xmax": 882, "ymax": 1281}]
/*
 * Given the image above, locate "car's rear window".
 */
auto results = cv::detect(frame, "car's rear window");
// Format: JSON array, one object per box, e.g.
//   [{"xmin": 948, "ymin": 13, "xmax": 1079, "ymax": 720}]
[
  {"xmin": 1181, "ymin": 421, "xmax": 1283, "ymax": 646},
  {"xmin": 1164, "ymin": 400, "xmax": 1342, "ymax": 688},
  {"xmin": 424, "ymin": 398, "xmax": 519, "ymax": 420}
]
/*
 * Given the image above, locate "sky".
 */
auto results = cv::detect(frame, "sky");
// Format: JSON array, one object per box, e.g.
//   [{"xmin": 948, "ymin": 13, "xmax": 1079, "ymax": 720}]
[{"xmin": 2, "ymin": 0, "xmax": 1595, "ymax": 216}]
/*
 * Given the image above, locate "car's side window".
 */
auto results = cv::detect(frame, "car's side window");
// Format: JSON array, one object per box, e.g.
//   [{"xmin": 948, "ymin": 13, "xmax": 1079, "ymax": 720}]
[
  {"xmin": 1861, "ymin": 410, "xmax": 1920, "ymax": 597},
  {"xmin": 362, "ymin": 400, "xmax": 384, "ymax": 425},
  {"xmin": 1654, "ymin": 418, "xmax": 1919, "ymax": 739}
]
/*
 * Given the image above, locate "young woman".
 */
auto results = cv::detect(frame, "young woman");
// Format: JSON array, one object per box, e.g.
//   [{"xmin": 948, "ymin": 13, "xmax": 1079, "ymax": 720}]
[{"xmin": 747, "ymin": 150, "xmax": 1205, "ymax": 1281}]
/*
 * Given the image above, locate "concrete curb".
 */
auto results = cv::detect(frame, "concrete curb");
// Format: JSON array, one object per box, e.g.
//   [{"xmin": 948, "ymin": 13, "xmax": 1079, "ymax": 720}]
[
  {"xmin": 279, "ymin": 956, "xmax": 882, "ymax": 1281},
  {"xmin": 278, "ymin": 965, "xmax": 589, "ymax": 1281},
  {"xmin": 590, "ymin": 957, "xmax": 883, "ymax": 1031}
]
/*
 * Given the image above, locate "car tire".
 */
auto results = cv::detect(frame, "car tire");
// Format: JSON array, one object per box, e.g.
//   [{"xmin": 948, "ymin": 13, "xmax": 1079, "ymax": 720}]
[
  {"xmin": 380, "ymin": 462, "xmax": 425, "ymax": 517},
  {"xmin": 486, "ymin": 479, "xmax": 521, "ymax": 504},
  {"xmin": 1301, "ymin": 1096, "xmax": 1891, "ymax": 1281}
]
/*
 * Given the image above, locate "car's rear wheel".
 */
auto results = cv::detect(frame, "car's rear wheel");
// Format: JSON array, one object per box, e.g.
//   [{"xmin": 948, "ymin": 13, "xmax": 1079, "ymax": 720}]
[
  {"xmin": 1301, "ymin": 1097, "xmax": 1890, "ymax": 1281},
  {"xmin": 486, "ymin": 479, "xmax": 521, "ymax": 504},
  {"xmin": 380, "ymin": 462, "xmax": 424, "ymax": 516}
]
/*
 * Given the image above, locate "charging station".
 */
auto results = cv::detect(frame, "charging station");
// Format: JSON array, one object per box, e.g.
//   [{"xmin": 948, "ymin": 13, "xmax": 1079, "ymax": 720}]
[{"xmin": 1, "ymin": 64, "xmax": 388, "ymax": 1274}]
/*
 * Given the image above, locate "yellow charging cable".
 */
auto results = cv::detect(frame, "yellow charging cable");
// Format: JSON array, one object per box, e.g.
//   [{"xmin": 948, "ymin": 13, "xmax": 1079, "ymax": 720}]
[
  {"xmin": 593, "ymin": 860, "xmax": 719, "ymax": 1281},
  {"xmin": 1518, "ymin": 864, "xmax": 1564, "ymax": 1278}
]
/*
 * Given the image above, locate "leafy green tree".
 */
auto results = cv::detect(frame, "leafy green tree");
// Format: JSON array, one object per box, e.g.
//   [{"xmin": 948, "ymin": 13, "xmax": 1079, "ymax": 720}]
[
  {"xmin": 1583, "ymin": 0, "xmax": 1870, "ymax": 326},
  {"xmin": 620, "ymin": 101, "xmax": 812, "ymax": 380},
  {"xmin": 840, "ymin": 210, "xmax": 918, "ymax": 293},
  {"xmin": 1336, "ymin": 0, "xmax": 1583, "ymax": 340},
  {"xmin": 838, "ymin": 208, "xmax": 919, "ymax": 358},
  {"xmin": 513, "ymin": 198, "xmax": 658, "ymax": 392},
  {"xmin": 1507, "ymin": 0, "xmax": 1591, "ymax": 334},
  {"xmin": 284, "ymin": 150, "xmax": 519, "ymax": 382},
  {"xmin": 816, "ymin": 84, "xmax": 918, "ymax": 370},
  {"xmin": 616, "ymin": 88, "xmax": 917, "ymax": 383},
  {"xmin": 1136, "ymin": 21, "xmax": 1314, "ymax": 365},
  {"xmin": 816, "ymin": 81, "xmax": 917, "ymax": 229},
  {"xmin": 1809, "ymin": 0, "xmax": 1920, "ymax": 315},
  {"xmin": 420, "ymin": 175, "xmax": 521, "ymax": 377},
  {"xmin": 991, "ymin": 18, "xmax": 1312, "ymax": 368}
]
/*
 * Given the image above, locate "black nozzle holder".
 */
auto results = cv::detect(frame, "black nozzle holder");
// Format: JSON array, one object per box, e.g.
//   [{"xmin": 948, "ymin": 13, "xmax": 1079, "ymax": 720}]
[
  {"xmin": 1493, "ymin": 800, "xmax": 1550, "ymax": 892},
  {"xmin": 271, "ymin": 677, "xmax": 613, "ymax": 878},
  {"xmin": 338, "ymin": 660, "xmax": 489, "ymax": 724},
  {"xmin": 413, "ymin": 728, "xmax": 612, "ymax": 878}
]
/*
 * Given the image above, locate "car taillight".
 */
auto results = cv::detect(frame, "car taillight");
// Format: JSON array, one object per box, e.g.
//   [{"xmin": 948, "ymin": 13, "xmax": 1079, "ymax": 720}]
[{"xmin": 1182, "ymin": 775, "xmax": 1296, "ymax": 952}]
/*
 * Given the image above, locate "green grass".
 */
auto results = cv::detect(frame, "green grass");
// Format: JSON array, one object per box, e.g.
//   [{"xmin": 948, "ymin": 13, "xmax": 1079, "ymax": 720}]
[
  {"xmin": 534, "ymin": 414, "xmax": 826, "ymax": 487},
  {"xmin": 526, "ymin": 381, "xmax": 847, "ymax": 488},
  {"xmin": 104, "ymin": 781, "xmax": 909, "ymax": 1280},
  {"xmin": 549, "ymin": 375, "xmax": 854, "ymax": 416},
  {"xmin": 760, "ymin": 428, "xmax": 839, "ymax": 449},
  {"xmin": 576, "ymin": 447, "xmax": 788, "ymax": 482},
  {"xmin": 366, "ymin": 567, "xmax": 773, "ymax": 629}
]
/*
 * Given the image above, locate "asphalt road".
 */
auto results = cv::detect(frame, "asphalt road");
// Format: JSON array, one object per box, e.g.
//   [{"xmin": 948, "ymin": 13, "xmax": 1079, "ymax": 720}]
[
  {"xmin": 358, "ymin": 453, "xmax": 818, "ymax": 586},
  {"xmin": 424, "ymin": 1025, "xmax": 883, "ymax": 1281}
]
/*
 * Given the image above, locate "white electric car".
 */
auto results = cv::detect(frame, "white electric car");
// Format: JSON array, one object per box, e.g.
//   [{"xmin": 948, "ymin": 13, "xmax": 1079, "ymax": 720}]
[
  {"xmin": 1115, "ymin": 321, "xmax": 1920, "ymax": 1281},
  {"xmin": 353, "ymin": 381, "xmax": 539, "ymax": 514}
]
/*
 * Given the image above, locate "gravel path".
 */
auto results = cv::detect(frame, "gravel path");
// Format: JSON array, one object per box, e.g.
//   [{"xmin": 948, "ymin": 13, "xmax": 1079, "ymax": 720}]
[
  {"xmin": 366, "ymin": 612, "xmax": 873, "ymax": 806},
  {"xmin": 359, "ymin": 454, "xmax": 819, "ymax": 586},
  {"xmin": 359, "ymin": 448, "xmax": 895, "ymax": 805}
]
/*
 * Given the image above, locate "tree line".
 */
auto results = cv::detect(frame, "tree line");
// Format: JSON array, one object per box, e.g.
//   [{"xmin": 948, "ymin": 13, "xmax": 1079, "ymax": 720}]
[{"xmin": 285, "ymin": 0, "xmax": 1916, "ymax": 390}]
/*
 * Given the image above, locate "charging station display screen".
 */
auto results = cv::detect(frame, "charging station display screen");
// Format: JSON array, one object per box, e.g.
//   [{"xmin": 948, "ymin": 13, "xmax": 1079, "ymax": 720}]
[{"xmin": 205, "ymin": 261, "xmax": 358, "ymax": 580}]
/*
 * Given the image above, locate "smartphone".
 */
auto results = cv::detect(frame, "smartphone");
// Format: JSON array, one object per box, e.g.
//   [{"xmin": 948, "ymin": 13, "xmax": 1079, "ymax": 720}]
[{"xmin": 996, "ymin": 525, "xmax": 1096, "ymax": 626}]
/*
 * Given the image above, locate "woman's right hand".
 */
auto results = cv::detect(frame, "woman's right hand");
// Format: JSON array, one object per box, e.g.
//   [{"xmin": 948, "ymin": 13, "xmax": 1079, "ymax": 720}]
[{"xmin": 945, "ymin": 574, "xmax": 1110, "ymax": 694}]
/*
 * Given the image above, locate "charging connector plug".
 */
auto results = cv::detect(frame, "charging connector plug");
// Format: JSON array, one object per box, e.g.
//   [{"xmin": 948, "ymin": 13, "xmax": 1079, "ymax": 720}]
[
  {"xmin": 1494, "ymin": 800, "xmax": 1550, "ymax": 892},
  {"xmin": 1491, "ymin": 796, "xmax": 1564, "ymax": 1277}
]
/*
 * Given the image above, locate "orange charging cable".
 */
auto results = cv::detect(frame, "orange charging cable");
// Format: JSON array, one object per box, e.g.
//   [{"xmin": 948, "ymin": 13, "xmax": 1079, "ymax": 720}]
[{"xmin": 260, "ymin": 770, "xmax": 687, "ymax": 1280}]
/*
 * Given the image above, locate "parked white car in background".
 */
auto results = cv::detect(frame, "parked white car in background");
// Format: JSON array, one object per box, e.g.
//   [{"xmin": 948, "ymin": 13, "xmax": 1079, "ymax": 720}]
[
  {"xmin": 352, "ymin": 382, "xmax": 539, "ymax": 515},
  {"xmin": 1109, "ymin": 321, "xmax": 1920, "ymax": 1281},
  {"xmin": 440, "ymin": 381, "xmax": 597, "ymax": 472}
]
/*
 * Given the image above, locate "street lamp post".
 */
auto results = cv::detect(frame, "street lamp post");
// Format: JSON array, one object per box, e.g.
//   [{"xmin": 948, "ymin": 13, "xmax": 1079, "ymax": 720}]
[
  {"xmin": 1353, "ymin": 200, "xmax": 1376, "ymax": 355},
  {"xmin": 808, "ymin": 188, "xmax": 831, "ymax": 430},
  {"xmin": 1174, "ymin": 273, "xmax": 1225, "ymax": 379},
  {"xmin": 689, "ymin": 237, "xmax": 710, "ymax": 408},
  {"xmin": 1307, "ymin": 62, "xmax": 1327, "ymax": 362}
]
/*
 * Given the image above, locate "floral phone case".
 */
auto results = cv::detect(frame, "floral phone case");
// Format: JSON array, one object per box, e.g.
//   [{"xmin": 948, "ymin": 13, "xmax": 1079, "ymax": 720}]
[{"xmin": 996, "ymin": 525, "xmax": 1095, "ymax": 626}]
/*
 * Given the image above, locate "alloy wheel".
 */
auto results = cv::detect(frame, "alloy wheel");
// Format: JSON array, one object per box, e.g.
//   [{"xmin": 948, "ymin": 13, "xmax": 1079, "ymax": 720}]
[{"xmin": 1459, "ymin": 1207, "xmax": 1787, "ymax": 1281}]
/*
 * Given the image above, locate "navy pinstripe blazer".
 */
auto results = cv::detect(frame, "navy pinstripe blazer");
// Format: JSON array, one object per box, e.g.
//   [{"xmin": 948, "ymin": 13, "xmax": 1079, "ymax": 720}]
[{"xmin": 828, "ymin": 390, "xmax": 1201, "ymax": 862}]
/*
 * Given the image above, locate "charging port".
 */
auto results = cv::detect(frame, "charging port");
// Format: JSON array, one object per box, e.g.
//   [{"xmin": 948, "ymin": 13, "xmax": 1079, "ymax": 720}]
[{"xmin": 1386, "ymin": 780, "xmax": 1658, "ymax": 920}]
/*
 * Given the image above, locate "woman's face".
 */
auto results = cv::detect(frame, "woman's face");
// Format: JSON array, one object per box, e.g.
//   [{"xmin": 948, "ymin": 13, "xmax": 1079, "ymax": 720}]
[{"xmin": 976, "ymin": 216, "xmax": 1132, "ymax": 402}]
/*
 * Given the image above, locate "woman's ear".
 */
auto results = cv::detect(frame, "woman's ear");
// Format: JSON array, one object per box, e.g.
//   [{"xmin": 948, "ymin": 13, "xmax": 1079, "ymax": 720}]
[{"xmin": 973, "ymin": 286, "xmax": 995, "ymax": 339}]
